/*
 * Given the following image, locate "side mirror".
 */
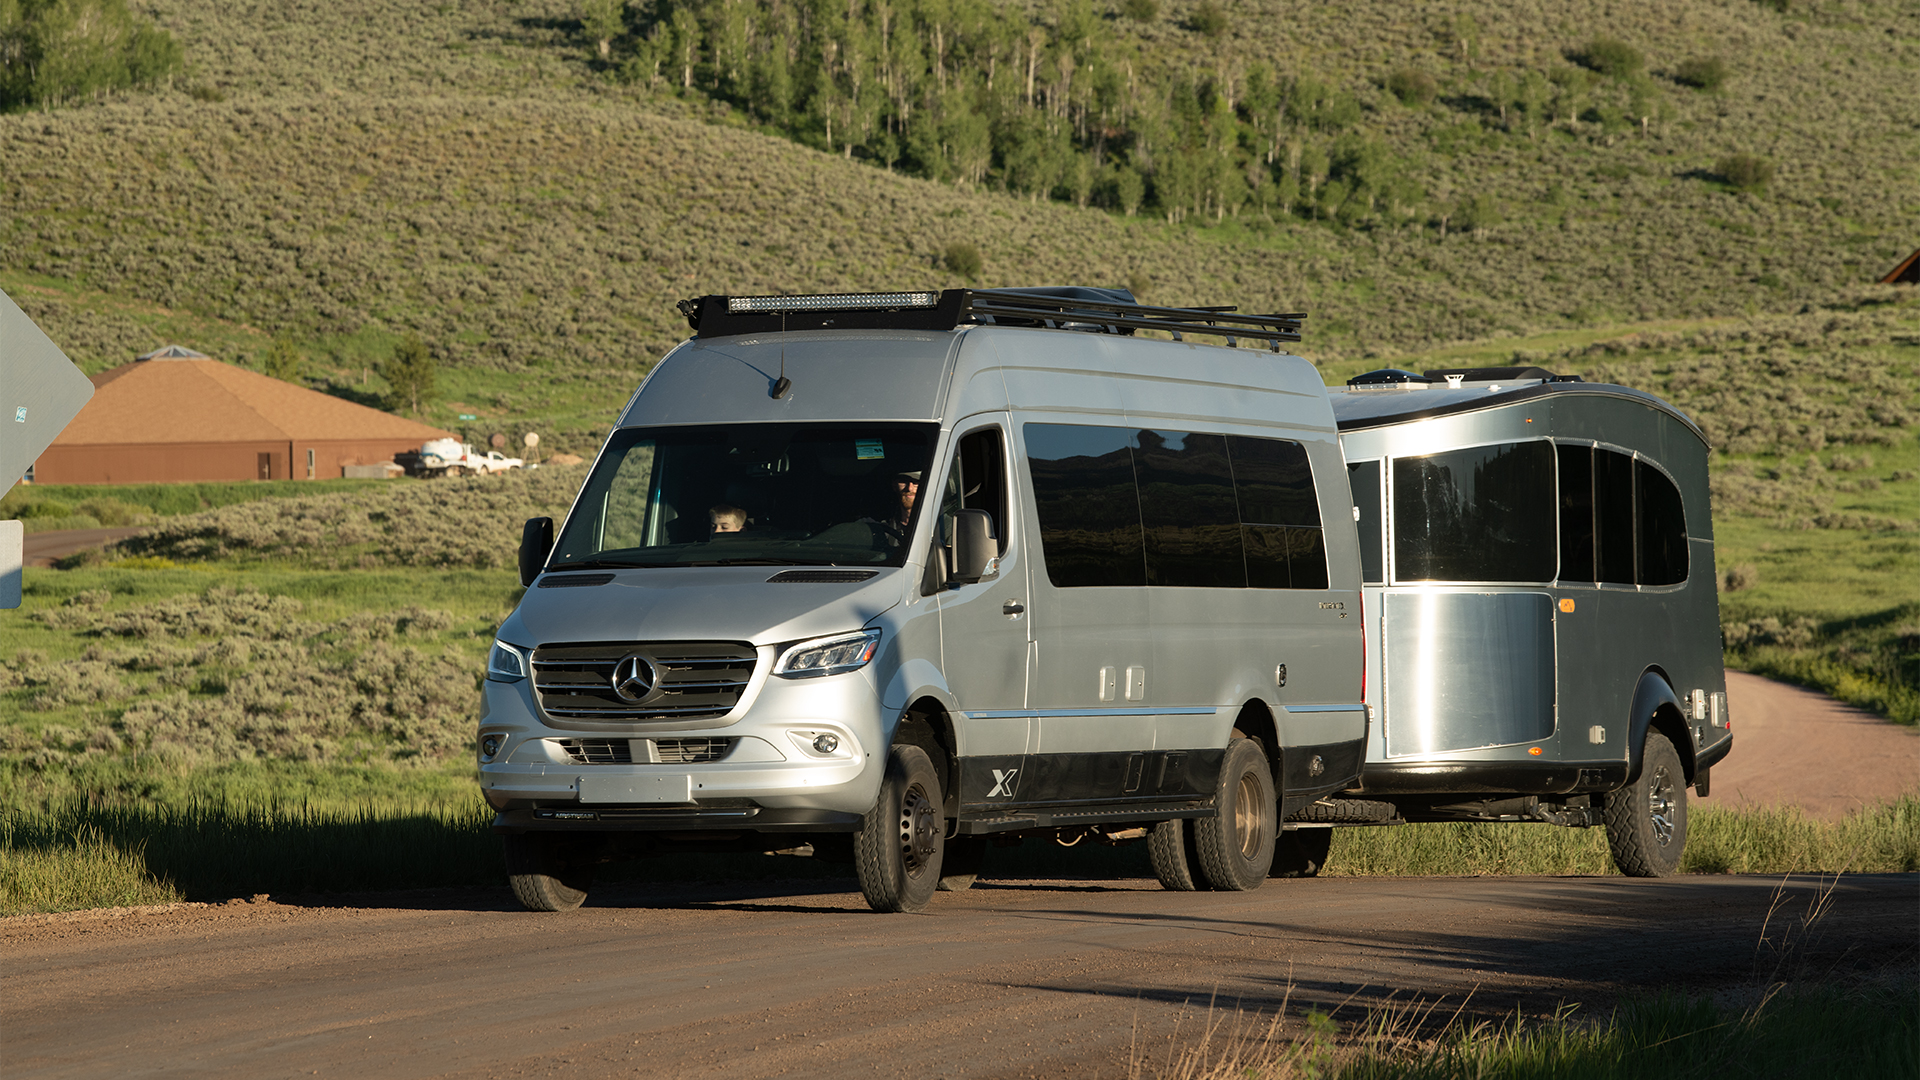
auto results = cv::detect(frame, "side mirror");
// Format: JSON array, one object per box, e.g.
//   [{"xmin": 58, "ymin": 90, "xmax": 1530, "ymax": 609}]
[
  {"xmin": 519, "ymin": 517, "xmax": 554, "ymax": 587},
  {"xmin": 949, "ymin": 509, "xmax": 995, "ymax": 584}
]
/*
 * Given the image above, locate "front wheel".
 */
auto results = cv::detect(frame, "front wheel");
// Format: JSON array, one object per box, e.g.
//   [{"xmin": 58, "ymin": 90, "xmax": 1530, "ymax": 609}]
[
  {"xmin": 854, "ymin": 745, "xmax": 945, "ymax": 912},
  {"xmin": 1190, "ymin": 738, "xmax": 1277, "ymax": 890},
  {"xmin": 502, "ymin": 832, "xmax": 595, "ymax": 912},
  {"xmin": 1604, "ymin": 730, "xmax": 1689, "ymax": 877}
]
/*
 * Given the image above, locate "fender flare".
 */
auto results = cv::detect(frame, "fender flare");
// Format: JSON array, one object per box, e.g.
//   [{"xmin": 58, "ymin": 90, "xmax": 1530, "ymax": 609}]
[{"xmin": 1625, "ymin": 670, "xmax": 1695, "ymax": 786}]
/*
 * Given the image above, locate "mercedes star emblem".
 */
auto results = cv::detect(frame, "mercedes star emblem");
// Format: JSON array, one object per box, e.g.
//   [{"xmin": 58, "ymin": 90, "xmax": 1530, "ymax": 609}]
[{"xmin": 610, "ymin": 654, "xmax": 656, "ymax": 703}]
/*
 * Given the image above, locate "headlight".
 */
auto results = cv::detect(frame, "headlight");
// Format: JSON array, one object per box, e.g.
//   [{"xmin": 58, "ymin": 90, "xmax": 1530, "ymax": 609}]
[
  {"xmin": 487, "ymin": 640, "xmax": 528, "ymax": 681},
  {"xmin": 773, "ymin": 628, "xmax": 881, "ymax": 679}
]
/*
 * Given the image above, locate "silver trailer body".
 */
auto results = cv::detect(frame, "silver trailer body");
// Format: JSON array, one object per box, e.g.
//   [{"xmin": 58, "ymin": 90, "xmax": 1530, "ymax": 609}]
[
  {"xmin": 1329, "ymin": 372, "xmax": 1730, "ymax": 830},
  {"xmin": 478, "ymin": 290, "xmax": 1368, "ymax": 908}
]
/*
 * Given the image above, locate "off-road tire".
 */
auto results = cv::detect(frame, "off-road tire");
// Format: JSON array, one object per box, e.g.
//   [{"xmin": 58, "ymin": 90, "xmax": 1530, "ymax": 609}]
[
  {"xmin": 1604, "ymin": 730, "xmax": 1688, "ymax": 877},
  {"xmin": 1271, "ymin": 828, "xmax": 1332, "ymax": 878},
  {"xmin": 937, "ymin": 836, "xmax": 988, "ymax": 892},
  {"xmin": 854, "ymin": 745, "xmax": 945, "ymax": 912},
  {"xmin": 1190, "ymin": 738, "xmax": 1276, "ymax": 890},
  {"xmin": 502, "ymin": 832, "xmax": 594, "ymax": 912},
  {"xmin": 1147, "ymin": 819, "xmax": 1204, "ymax": 891}
]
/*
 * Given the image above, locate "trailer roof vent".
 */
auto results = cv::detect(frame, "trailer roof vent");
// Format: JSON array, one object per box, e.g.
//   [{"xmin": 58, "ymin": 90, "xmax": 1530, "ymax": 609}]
[
  {"xmin": 1422, "ymin": 366, "xmax": 1578, "ymax": 385},
  {"xmin": 1347, "ymin": 368, "xmax": 1432, "ymax": 389}
]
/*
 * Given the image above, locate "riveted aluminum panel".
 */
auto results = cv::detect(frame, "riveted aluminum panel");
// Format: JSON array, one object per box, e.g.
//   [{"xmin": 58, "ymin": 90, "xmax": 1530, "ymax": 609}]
[{"xmin": 1382, "ymin": 591, "xmax": 1555, "ymax": 756}]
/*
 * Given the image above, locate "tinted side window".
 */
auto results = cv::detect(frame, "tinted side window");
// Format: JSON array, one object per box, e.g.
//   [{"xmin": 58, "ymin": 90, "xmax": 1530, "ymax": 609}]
[
  {"xmin": 1637, "ymin": 460, "xmax": 1688, "ymax": 585},
  {"xmin": 1232, "ymin": 435, "xmax": 1327, "ymax": 590},
  {"xmin": 1393, "ymin": 441, "xmax": 1556, "ymax": 582},
  {"xmin": 1595, "ymin": 449, "xmax": 1636, "ymax": 584},
  {"xmin": 1025, "ymin": 424, "xmax": 1145, "ymax": 587},
  {"xmin": 1348, "ymin": 460, "xmax": 1383, "ymax": 584},
  {"xmin": 1135, "ymin": 430, "xmax": 1245, "ymax": 588},
  {"xmin": 1556, "ymin": 444, "xmax": 1594, "ymax": 582}
]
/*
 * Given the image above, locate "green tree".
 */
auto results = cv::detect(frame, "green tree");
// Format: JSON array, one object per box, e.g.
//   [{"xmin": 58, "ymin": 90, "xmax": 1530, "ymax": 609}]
[
  {"xmin": 580, "ymin": 0, "xmax": 621, "ymax": 63},
  {"xmin": 1577, "ymin": 38, "xmax": 1644, "ymax": 80},
  {"xmin": 1674, "ymin": 57, "xmax": 1729, "ymax": 92},
  {"xmin": 260, "ymin": 336, "xmax": 302, "ymax": 383},
  {"xmin": 0, "ymin": 0, "xmax": 182, "ymax": 111},
  {"xmin": 1717, "ymin": 153, "xmax": 1774, "ymax": 193},
  {"xmin": 380, "ymin": 335, "xmax": 436, "ymax": 417}
]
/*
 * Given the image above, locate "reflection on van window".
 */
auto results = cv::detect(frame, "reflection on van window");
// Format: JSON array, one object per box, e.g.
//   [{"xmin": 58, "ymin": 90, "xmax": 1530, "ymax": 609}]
[
  {"xmin": 550, "ymin": 423, "xmax": 937, "ymax": 569},
  {"xmin": 1348, "ymin": 460, "xmax": 1383, "ymax": 584},
  {"xmin": 1024, "ymin": 423, "xmax": 1329, "ymax": 590},
  {"xmin": 1393, "ymin": 441, "xmax": 1555, "ymax": 583}
]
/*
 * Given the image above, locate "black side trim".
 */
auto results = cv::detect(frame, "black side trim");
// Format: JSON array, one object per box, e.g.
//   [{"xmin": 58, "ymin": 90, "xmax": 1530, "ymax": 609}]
[
  {"xmin": 1360, "ymin": 760, "xmax": 1627, "ymax": 796},
  {"xmin": 493, "ymin": 807, "xmax": 861, "ymax": 833},
  {"xmin": 1281, "ymin": 737, "xmax": 1366, "ymax": 803},
  {"xmin": 537, "ymin": 573, "xmax": 616, "ymax": 588},
  {"xmin": 956, "ymin": 749, "xmax": 1224, "ymax": 811},
  {"xmin": 957, "ymin": 804, "xmax": 1214, "ymax": 835}
]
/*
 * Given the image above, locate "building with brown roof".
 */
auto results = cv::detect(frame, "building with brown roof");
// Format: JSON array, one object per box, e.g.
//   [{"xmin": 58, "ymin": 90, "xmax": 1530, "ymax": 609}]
[{"xmin": 34, "ymin": 348, "xmax": 454, "ymax": 484}]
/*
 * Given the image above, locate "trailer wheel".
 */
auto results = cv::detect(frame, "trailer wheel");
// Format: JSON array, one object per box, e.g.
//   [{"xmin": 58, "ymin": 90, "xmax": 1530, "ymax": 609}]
[
  {"xmin": 1147, "ymin": 819, "xmax": 1204, "ymax": 891},
  {"xmin": 937, "ymin": 836, "xmax": 987, "ymax": 892},
  {"xmin": 854, "ymin": 745, "xmax": 944, "ymax": 912},
  {"xmin": 1271, "ymin": 828, "xmax": 1332, "ymax": 878},
  {"xmin": 502, "ymin": 832, "xmax": 594, "ymax": 912},
  {"xmin": 1190, "ymin": 738, "xmax": 1276, "ymax": 890},
  {"xmin": 1604, "ymin": 730, "xmax": 1688, "ymax": 877}
]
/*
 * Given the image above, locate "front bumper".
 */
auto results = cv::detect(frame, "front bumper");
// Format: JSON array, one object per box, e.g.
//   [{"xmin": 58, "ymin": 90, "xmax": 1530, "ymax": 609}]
[{"xmin": 476, "ymin": 656, "xmax": 888, "ymax": 828}]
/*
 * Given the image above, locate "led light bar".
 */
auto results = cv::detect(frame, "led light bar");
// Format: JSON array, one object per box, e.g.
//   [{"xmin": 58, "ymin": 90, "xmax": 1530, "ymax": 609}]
[{"xmin": 726, "ymin": 292, "xmax": 940, "ymax": 314}]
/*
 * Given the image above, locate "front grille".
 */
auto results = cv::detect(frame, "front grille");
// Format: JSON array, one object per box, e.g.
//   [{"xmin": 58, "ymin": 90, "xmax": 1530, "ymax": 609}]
[
  {"xmin": 532, "ymin": 641, "xmax": 757, "ymax": 722},
  {"xmin": 556, "ymin": 738, "xmax": 633, "ymax": 764},
  {"xmin": 554, "ymin": 737, "xmax": 736, "ymax": 764},
  {"xmin": 655, "ymin": 737, "xmax": 733, "ymax": 764}
]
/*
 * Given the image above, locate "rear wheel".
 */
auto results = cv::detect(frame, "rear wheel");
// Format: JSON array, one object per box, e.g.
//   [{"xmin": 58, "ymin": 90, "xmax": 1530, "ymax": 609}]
[
  {"xmin": 1191, "ymin": 738, "xmax": 1276, "ymax": 890},
  {"xmin": 1271, "ymin": 828, "xmax": 1332, "ymax": 878},
  {"xmin": 446, "ymin": 465, "xmax": 466, "ymax": 477},
  {"xmin": 1604, "ymin": 730, "xmax": 1688, "ymax": 877},
  {"xmin": 1147, "ymin": 819, "xmax": 1203, "ymax": 891},
  {"xmin": 854, "ymin": 745, "xmax": 945, "ymax": 912},
  {"xmin": 502, "ymin": 832, "xmax": 595, "ymax": 912}
]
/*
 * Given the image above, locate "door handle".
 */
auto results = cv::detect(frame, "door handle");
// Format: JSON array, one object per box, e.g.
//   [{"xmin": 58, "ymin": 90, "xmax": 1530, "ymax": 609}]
[{"xmin": 1002, "ymin": 599, "xmax": 1025, "ymax": 616}]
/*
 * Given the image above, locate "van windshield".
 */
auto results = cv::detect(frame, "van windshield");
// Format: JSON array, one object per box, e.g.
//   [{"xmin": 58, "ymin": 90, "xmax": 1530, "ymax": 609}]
[{"xmin": 549, "ymin": 423, "xmax": 939, "ymax": 570}]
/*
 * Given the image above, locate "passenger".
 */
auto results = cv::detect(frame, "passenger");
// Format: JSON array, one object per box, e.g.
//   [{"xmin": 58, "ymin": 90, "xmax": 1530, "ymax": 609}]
[{"xmin": 709, "ymin": 504, "xmax": 746, "ymax": 536}]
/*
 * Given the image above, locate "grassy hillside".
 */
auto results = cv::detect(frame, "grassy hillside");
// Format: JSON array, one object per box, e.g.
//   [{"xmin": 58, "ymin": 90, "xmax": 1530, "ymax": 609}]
[{"xmin": 0, "ymin": 0, "xmax": 1913, "ymax": 452}]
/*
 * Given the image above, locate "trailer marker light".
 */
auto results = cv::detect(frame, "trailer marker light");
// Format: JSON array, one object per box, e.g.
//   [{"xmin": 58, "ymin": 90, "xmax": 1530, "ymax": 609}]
[
  {"xmin": 1528, "ymin": 746, "xmax": 1543, "ymax": 756},
  {"xmin": 1559, "ymin": 599, "xmax": 1575, "ymax": 613}
]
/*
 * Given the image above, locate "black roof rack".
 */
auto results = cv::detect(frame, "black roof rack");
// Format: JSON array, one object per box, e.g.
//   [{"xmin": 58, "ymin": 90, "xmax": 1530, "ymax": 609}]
[{"xmin": 675, "ymin": 287, "xmax": 1304, "ymax": 351}]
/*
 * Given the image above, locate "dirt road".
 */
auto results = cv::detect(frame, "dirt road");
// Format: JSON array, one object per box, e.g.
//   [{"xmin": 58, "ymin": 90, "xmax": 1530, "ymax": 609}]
[
  {"xmin": 4, "ymin": 873, "xmax": 1913, "ymax": 1079},
  {"xmin": 1717, "ymin": 671, "xmax": 1917, "ymax": 819}
]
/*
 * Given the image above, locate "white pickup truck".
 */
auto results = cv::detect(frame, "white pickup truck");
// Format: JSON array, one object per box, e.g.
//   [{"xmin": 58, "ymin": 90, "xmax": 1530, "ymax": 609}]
[{"xmin": 396, "ymin": 437, "xmax": 524, "ymax": 478}]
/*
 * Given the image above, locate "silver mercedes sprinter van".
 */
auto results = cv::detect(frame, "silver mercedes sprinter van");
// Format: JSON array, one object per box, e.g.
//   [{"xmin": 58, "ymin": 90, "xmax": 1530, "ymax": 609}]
[{"xmin": 479, "ymin": 288, "xmax": 1368, "ymax": 912}]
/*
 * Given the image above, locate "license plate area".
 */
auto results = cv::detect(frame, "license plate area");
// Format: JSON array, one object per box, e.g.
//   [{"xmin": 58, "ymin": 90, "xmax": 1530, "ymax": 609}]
[{"xmin": 577, "ymin": 773, "xmax": 692, "ymax": 804}]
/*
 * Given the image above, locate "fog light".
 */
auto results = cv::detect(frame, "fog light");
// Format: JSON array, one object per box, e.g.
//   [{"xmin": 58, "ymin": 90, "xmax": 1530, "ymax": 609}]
[
  {"xmin": 480, "ymin": 734, "xmax": 502, "ymax": 760},
  {"xmin": 813, "ymin": 733, "xmax": 840, "ymax": 754}
]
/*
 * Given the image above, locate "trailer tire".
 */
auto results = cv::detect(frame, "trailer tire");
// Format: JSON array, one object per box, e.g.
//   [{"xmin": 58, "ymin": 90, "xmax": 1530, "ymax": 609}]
[
  {"xmin": 1190, "ymin": 738, "xmax": 1276, "ymax": 890},
  {"xmin": 937, "ymin": 836, "xmax": 987, "ymax": 892},
  {"xmin": 502, "ymin": 832, "xmax": 594, "ymax": 912},
  {"xmin": 1604, "ymin": 730, "xmax": 1688, "ymax": 877},
  {"xmin": 854, "ymin": 745, "xmax": 944, "ymax": 912},
  {"xmin": 1147, "ymin": 819, "xmax": 1203, "ymax": 891},
  {"xmin": 1271, "ymin": 828, "xmax": 1332, "ymax": 878}
]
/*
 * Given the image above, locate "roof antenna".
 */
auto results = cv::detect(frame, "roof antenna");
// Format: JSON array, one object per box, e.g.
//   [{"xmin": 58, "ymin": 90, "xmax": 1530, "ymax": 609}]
[{"xmin": 770, "ymin": 307, "xmax": 791, "ymax": 399}]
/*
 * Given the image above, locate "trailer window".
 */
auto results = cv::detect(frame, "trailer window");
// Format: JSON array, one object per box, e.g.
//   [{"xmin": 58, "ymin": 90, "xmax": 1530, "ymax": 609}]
[
  {"xmin": 1348, "ymin": 460, "xmax": 1383, "ymax": 584},
  {"xmin": 1392, "ymin": 441, "xmax": 1555, "ymax": 583},
  {"xmin": 1556, "ymin": 445, "xmax": 1595, "ymax": 582},
  {"xmin": 1595, "ymin": 449, "xmax": 1635, "ymax": 584},
  {"xmin": 1637, "ymin": 461, "xmax": 1688, "ymax": 585},
  {"xmin": 1136, "ymin": 430, "xmax": 1243, "ymax": 588}
]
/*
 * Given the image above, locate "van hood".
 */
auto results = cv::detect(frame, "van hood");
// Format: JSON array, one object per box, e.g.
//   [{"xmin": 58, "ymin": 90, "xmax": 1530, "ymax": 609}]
[{"xmin": 497, "ymin": 566, "xmax": 906, "ymax": 648}]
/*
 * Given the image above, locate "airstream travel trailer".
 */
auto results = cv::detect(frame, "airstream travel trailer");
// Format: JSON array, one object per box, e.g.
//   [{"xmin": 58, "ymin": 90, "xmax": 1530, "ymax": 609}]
[
  {"xmin": 480, "ymin": 289, "xmax": 1370, "ymax": 913},
  {"xmin": 1310, "ymin": 366, "xmax": 1731, "ymax": 878}
]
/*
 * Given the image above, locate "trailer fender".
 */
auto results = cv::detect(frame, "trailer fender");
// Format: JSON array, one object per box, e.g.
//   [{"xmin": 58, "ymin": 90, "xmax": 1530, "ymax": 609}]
[{"xmin": 1625, "ymin": 671, "xmax": 1695, "ymax": 786}]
